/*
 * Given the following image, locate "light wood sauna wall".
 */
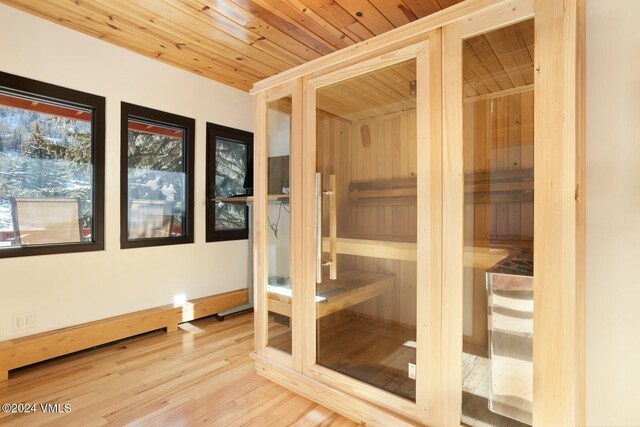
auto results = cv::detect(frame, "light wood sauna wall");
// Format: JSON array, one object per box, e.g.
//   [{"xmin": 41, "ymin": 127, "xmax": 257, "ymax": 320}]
[
  {"xmin": 317, "ymin": 109, "xmax": 418, "ymax": 328},
  {"xmin": 463, "ymin": 90, "xmax": 534, "ymax": 247},
  {"xmin": 462, "ymin": 89, "xmax": 534, "ymax": 354},
  {"xmin": 316, "ymin": 90, "xmax": 533, "ymax": 331}
]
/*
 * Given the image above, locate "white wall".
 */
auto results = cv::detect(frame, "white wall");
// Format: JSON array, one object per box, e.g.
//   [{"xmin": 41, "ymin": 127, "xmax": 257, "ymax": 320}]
[
  {"xmin": 586, "ymin": 1, "xmax": 640, "ymax": 425},
  {"xmin": 0, "ymin": 4, "xmax": 252, "ymax": 340},
  {"xmin": 266, "ymin": 106, "xmax": 291, "ymax": 279}
]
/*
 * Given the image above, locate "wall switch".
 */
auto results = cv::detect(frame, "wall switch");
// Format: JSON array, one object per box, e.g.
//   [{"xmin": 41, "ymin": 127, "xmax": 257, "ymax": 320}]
[
  {"xmin": 12, "ymin": 311, "xmax": 36, "ymax": 331},
  {"xmin": 408, "ymin": 362, "xmax": 416, "ymax": 380}
]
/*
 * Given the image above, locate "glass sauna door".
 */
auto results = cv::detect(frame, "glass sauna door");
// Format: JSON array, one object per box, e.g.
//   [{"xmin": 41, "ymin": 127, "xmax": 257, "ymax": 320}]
[
  {"xmin": 460, "ymin": 18, "xmax": 535, "ymax": 427},
  {"xmin": 310, "ymin": 51, "xmax": 431, "ymax": 409},
  {"xmin": 264, "ymin": 93, "xmax": 294, "ymax": 357}
]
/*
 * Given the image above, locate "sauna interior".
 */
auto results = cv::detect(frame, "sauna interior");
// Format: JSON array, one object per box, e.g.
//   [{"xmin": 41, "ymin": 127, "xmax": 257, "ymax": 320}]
[
  {"xmin": 461, "ymin": 18, "xmax": 534, "ymax": 427},
  {"xmin": 263, "ymin": 17, "xmax": 536, "ymax": 427}
]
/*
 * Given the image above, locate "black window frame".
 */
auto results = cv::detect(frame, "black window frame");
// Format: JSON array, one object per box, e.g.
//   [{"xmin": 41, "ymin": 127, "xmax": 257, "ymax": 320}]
[
  {"xmin": 0, "ymin": 71, "xmax": 105, "ymax": 259},
  {"xmin": 120, "ymin": 102, "xmax": 195, "ymax": 249},
  {"xmin": 206, "ymin": 123, "xmax": 253, "ymax": 242}
]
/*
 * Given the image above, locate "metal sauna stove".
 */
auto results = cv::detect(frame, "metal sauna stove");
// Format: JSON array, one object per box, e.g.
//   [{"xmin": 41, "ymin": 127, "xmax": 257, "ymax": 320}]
[{"xmin": 486, "ymin": 252, "xmax": 533, "ymax": 425}]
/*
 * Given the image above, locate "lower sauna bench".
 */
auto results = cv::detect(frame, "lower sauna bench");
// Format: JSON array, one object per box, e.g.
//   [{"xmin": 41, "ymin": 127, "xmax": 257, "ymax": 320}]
[{"xmin": 267, "ymin": 271, "xmax": 395, "ymax": 318}]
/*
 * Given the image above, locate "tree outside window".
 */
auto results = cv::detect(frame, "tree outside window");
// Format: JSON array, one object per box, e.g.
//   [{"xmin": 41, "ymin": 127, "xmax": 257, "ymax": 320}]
[
  {"xmin": 0, "ymin": 71, "xmax": 104, "ymax": 257},
  {"xmin": 120, "ymin": 103, "xmax": 194, "ymax": 249},
  {"xmin": 206, "ymin": 123, "xmax": 253, "ymax": 242}
]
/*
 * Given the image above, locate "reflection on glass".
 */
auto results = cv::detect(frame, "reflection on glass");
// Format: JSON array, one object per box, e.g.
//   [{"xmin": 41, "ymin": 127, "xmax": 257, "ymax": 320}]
[
  {"xmin": 315, "ymin": 59, "xmax": 417, "ymax": 401},
  {"xmin": 266, "ymin": 97, "xmax": 292, "ymax": 353},
  {"xmin": 214, "ymin": 137, "xmax": 247, "ymax": 230},
  {"xmin": 461, "ymin": 18, "xmax": 534, "ymax": 427},
  {"xmin": 127, "ymin": 120, "xmax": 185, "ymax": 239},
  {"xmin": 0, "ymin": 92, "xmax": 93, "ymax": 248}
]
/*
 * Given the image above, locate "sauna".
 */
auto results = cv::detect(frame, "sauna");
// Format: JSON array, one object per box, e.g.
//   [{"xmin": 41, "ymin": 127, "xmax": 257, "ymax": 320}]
[{"xmin": 251, "ymin": 0, "xmax": 585, "ymax": 426}]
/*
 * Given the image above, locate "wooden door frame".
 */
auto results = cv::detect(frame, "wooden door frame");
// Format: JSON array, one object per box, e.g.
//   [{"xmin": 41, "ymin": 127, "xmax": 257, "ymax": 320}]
[
  {"xmin": 252, "ymin": 0, "xmax": 585, "ymax": 424},
  {"xmin": 253, "ymin": 80, "xmax": 304, "ymax": 370},
  {"xmin": 441, "ymin": 0, "xmax": 586, "ymax": 425},
  {"xmin": 300, "ymin": 37, "xmax": 441, "ymax": 425}
]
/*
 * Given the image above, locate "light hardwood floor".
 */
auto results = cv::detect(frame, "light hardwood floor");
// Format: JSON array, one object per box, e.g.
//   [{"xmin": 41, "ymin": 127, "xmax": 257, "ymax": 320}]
[{"xmin": 0, "ymin": 312, "xmax": 357, "ymax": 426}]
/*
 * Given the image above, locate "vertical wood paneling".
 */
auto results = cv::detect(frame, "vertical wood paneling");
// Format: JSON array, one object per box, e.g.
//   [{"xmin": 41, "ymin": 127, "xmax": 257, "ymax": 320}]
[
  {"xmin": 315, "ymin": 108, "xmax": 418, "ymax": 326},
  {"xmin": 463, "ymin": 91, "xmax": 534, "ymax": 244},
  {"xmin": 462, "ymin": 88, "xmax": 534, "ymax": 355}
]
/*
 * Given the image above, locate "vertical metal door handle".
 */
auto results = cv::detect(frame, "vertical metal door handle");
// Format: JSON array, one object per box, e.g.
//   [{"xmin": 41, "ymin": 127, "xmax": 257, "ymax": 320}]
[
  {"xmin": 328, "ymin": 174, "xmax": 337, "ymax": 280},
  {"xmin": 315, "ymin": 173, "xmax": 322, "ymax": 283}
]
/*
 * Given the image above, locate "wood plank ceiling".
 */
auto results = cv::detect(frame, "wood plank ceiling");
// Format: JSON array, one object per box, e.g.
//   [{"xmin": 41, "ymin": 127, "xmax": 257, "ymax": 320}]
[
  {"xmin": 315, "ymin": 18, "xmax": 534, "ymax": 121},
  {"xmin": 0, "ymin": 0, "xmax": 465, "ymax": 92},
  {"xmin": 463, "ymin": 18, "xmax": 534, "ymax": 98},
  {"xmin": 317, "ymin": 59, "xmax": 416, "ymax": 121}
]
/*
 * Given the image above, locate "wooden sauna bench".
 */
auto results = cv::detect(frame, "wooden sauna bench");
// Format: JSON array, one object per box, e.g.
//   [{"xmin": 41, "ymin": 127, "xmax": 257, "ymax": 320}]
[
  {"xmin": 267, "ymin": 271, "xmax": 395, "ymax": 319},
  {"xmin": 321, "ymin": 233, "xmax": 511, "ymax": 269}
]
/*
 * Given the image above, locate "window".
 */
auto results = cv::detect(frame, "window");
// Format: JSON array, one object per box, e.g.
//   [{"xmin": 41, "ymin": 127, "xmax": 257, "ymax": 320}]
[
  {"xmin": 206, "ymin": 123, "xmax": 253, "ymax": 242},
  {"xmin": 121, "ymin": 103, "xmax": 194, "ymax": 248},
  {"xmin": 0, "ymin": 71, "xmax": 105, "ymax": 258}
]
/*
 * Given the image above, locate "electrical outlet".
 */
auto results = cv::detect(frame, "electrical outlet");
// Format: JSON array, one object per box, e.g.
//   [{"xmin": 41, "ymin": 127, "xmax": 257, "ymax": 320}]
[
  {"xmin": 12, "ymin": 311, "xmax": 36, "ymax": 331},
  {"xmin": 408, "ymin": 362, "xmax": 416, "ymax": 380}
]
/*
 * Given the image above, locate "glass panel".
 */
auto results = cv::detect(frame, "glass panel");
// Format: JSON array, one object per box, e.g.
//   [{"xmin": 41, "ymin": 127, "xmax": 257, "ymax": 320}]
[
  {"xmin": 0, "ymin": 91, "xmax": 93, "ymax": 248},
  {"xmin": 214, "ymin": 137, "xmax": 247, "ymax": 230},
  {"xmin": 461, "ymin": 19, "xmax": 534, "ymax": 427},
  {"xmin": 266, "ymin": 96, "xmax": 292, "ymax": 353},
  {"xmin": 315, "ymin": 59, "xmax": 417, "ymax": 401},
  {"xmin": 127, "ymin": 120, "xmax": 185, "ymax": 239}
]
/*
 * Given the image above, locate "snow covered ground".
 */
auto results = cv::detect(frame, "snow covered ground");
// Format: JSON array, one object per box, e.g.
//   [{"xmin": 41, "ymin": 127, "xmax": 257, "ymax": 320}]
[{"xmin": 0, "ymin": 202, "xmax": 12, "ymax": 232}]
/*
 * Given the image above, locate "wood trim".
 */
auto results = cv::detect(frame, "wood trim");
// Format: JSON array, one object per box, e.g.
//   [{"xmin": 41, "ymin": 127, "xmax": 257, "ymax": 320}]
[
  {"xmin": 301, "ymin": 74, "xmax": 317, "ymax": 374},
  {"xmin": 251, "ymin": 0, "xmax": 516, "ymax": 93},
  {"xmin": 309, "ymin": 42, "xmax": 425, "ymax": 89},
  {"xmin": 185, "ymin": 289, "xmax": 249, "ymax": 322},
  {"xmin": 264, "ymin": 347, "xmax": 292, "ymax": 368},
  {"xmin": 461, "ymin": 0, "xmax": 534, "ymax": 38},
  {"xmin": 533, "ymin": 0, "xmax": 585, "ymax": 424},
  {"xmin": 417, "ymin": 32, "xmax": 443, "ymax": 424},
  {"xmin": 290, "ymin": 77, "xmax": 305, "ymax": 373},
  {"xmin": 576, "ymin": 0, "xmax": 587, "ymax": 423},
  {"xmin": 264, "ymin": 80, "xmax": 294, "ymax": 103},
  {"xmin": 252, "ymin": 353, "xmax": 417, "ymax": 426},
  {"xmin": 0, "ymin": 305, "xmax": 181, "ymax": 381},
  {"xmin": 464, "ymin": 83, "xmax": 534, "ymax": 103},
  {"xmin": 253, "ymin": 90, "xmax": 268, "ymax": 357},
  {"xmin": 442, "ymin": 21, "xmax": 465, "ymax": 427},
  {"xmin": 306, "ymin": 363, "xmax": 423, "ymax": 421}
]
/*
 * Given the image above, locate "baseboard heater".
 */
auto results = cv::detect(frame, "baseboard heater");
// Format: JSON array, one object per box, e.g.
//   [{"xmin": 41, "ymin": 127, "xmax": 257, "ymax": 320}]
[{"xmin": 0, "ymin": 289, "xmax": 248, "ymax": 381}]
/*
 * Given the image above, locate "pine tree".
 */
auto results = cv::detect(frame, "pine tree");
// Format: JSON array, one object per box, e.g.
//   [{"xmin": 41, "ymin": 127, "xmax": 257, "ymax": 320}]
[
  {"xmin": 127, "ymin": 131, "xmax": 185, "ymax": 198},
  {"xmin": 17, "ymin": 122, "xmax": 67, "ymax": 196},
  {"xmin": 49, "ymin": 117, "xmax": 92, "ymax": 165},
  {"xmin": 21, "ymin": 122, "xmax": 66, "ymax": 159}
]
